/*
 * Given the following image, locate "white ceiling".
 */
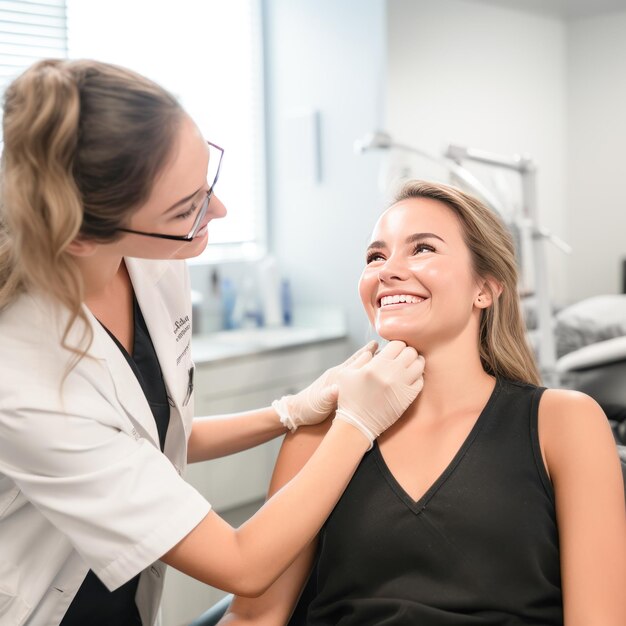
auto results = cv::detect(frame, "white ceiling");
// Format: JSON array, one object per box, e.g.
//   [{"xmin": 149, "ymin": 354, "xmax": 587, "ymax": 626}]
[{"xmin": 465, "ymin": 0, "xmax": 626, "ymax": 19}]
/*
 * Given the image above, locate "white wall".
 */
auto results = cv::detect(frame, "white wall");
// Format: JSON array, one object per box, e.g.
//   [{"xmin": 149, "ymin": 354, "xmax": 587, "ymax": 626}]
[
  {"xmin": 264, "ymin": 0, "xmax": 387, "ymax": 347},
  {"xmin": 258, "ymin": 0, "xmax": 626, "ymax": 346},
  {"xmin": 566, "ymin": 10, "xmax": 626, "ymax": 300},
  {"xmin": 386, "ymin": 0, "xmax": 569, "ymax": 303}
]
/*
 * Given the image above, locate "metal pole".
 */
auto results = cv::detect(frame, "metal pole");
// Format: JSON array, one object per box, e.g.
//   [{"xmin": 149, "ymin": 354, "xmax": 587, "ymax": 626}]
[
  {"xmin": 447, "ymin": 144, "xmax": 560, "ymax": 386},
  {"xmin": 520, "ymin": 163, "xmax": 559, "ymax": 387}
]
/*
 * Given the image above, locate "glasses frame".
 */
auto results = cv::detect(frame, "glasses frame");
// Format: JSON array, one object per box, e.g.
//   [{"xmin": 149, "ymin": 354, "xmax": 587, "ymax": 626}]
[{"xmin": 116, "ymin": 141, "xmax": 224, "ymax": 242}]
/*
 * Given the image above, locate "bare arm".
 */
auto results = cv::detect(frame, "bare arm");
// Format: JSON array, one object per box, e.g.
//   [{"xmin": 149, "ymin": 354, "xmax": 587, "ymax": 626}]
[
  {"xmin": 164, "ymin": 418, "xmax": 362, "ymax": 597},
  {"xmin": 187, "ymin": 407, "xmax": 286, "ymax": 463},
  {"xmin": 188, "ymin": 342, "xmax": 379, "ymax": 463},
  {"xmin": 539, "ymin": 389, "xmax": 626, "ymax": 626},
  {"xmin": 218, "ymin": 422, "xmax": 331, "ymax": 625}
]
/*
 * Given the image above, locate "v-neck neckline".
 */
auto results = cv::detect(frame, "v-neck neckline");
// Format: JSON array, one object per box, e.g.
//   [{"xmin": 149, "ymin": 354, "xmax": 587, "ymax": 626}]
[
  {"xmin": 95, "ymin": 291, "xmax": 137, "ymax": 360},
  {"xmin": 373, "ymin": 378, "xmax": 503, "ymax": 515}
]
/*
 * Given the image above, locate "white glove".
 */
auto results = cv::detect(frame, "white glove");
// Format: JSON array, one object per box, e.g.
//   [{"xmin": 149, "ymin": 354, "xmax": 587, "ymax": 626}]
[
  {"xmin": 334, "ymin": 340, "xmax": 425, "ymax": 449},
  {"xmin": 272, "ymin": 341, "xmax": 378, "ymax": 432}
]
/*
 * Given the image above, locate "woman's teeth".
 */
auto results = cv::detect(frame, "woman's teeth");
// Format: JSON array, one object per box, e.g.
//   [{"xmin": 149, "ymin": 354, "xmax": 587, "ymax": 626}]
[{"xmin": 380, "ymin": 294, "xmax": 424, "ymax": 307}]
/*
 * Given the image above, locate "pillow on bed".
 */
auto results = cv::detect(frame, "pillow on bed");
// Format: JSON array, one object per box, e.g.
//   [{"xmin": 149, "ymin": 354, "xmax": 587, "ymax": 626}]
[{"xmin": 555, "ymin": 295, "xmax": 626, "ymax": 357}]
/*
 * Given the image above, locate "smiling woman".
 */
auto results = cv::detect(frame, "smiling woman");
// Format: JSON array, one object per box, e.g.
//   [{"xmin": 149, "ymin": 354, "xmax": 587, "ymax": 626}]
[
  {"xmin": 220, "ymin": 180, "xmax": 626, "ymax": 626},
  {"xmin": 360, "ymin": 182, "xmax": 539, "ymax": 385}
]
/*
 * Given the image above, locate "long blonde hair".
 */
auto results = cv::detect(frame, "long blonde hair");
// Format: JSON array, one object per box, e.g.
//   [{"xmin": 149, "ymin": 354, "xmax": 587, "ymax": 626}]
[
  {"xmin": 394, "ymin": 180, "xmax": 541, "ymax": 386},
  {"xmin": 0, "ymin": 59, "xmax": 183, "ymax": 361}
]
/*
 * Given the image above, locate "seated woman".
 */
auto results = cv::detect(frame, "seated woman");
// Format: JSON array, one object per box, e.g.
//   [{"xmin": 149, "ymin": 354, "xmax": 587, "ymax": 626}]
[{"xmin": 219, "ymin": 180, "xmax": 626, "ymax": 625}]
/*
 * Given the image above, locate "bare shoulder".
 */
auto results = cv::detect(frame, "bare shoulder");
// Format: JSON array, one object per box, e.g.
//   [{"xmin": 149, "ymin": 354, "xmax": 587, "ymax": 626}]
[
  {"xmin": 538, "ymin": 388, "xmax": 619, "ymax": 483},
  {"xmin": 539, "ymin": 387, "xmax": 607, "ymax": 425},
  {"xmin": 268, "ymin": 419, "xmax": 332, "ymax": 495}
]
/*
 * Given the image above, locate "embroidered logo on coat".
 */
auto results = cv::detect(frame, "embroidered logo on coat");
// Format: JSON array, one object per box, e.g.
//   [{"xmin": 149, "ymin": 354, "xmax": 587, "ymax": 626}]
[{"xmin": 173, "ymin": 315, "xmax": 191, "ymax": 343}]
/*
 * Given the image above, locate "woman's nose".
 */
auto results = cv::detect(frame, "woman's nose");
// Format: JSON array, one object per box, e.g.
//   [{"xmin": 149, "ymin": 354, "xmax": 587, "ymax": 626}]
[
  {"xmin": 209, "ymin": 193, "xmax": 227, "ymax": 219},
  {"xmin": 378, "ymin": 254, "xmax": 410, "ymax": 282}
]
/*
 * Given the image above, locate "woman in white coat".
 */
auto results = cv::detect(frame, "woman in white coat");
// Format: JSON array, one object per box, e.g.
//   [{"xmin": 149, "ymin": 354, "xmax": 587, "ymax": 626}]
[{"xmin": 0, "ymin": 59, "xmax": 425, "ymax": 626}]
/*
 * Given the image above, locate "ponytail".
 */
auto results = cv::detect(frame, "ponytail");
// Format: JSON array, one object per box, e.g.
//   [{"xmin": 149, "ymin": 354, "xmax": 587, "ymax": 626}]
[{"xmin": 0, "ymin": 59, "xmax": 88, "ymax": 360}]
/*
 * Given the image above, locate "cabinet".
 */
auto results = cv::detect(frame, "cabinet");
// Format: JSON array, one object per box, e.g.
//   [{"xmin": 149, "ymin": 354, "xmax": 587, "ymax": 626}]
[{"xmin": 161, "ymin": 338, "xmax": 349, "ymax": 626}]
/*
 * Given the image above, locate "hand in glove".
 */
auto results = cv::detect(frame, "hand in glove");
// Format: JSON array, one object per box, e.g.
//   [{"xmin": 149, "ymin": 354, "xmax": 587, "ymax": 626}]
[
  {"xmin": 272, "ymin": 340, "xmax": 378, "ymax": 432},
  {"xmin": 333, "ymin": 340, "xmax": 425, "ymax": 448}
]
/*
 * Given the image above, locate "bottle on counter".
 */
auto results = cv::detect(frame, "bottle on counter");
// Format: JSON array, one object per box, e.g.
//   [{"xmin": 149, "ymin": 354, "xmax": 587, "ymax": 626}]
[
  {"xmin": 257, "ymin": 255, "xmax": 283, "ymax": 327},
  {"xmin": 234, "ymin": 275, "xmax": 263, "ymax": 328},
  {"xmin": 281, "ymin": 278, "xmax": 293, "ymax": 326},
  {"xmin": 204, "ymin": 268, "xmax": 223, "ymax": 333},
  {"xmin": 221, "ymin": 277, "xmax": 237, "ymax": 330}
]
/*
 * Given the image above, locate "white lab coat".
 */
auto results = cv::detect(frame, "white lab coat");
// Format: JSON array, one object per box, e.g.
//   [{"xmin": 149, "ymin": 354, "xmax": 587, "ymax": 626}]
[{"xmin": 0, "ymin": 257, "xmax": 211, "ymax": 626}]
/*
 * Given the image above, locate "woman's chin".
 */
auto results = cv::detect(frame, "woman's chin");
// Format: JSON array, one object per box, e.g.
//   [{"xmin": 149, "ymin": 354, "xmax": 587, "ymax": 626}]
[{"xmin": 377, "ymin": 327, "xmax": 420, "ymax": 348}]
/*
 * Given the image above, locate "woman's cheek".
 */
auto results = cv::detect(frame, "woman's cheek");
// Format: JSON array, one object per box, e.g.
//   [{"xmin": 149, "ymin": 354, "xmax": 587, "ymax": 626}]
[{"xmin": 358, "ymin": 272, "xmax": 377, "ymax": 323}]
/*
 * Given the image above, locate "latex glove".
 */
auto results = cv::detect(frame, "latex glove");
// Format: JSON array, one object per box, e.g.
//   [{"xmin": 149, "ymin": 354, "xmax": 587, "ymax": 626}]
[
  {"xmin": 272, "ymin": 340, "xmax": 378, "ymax": 432},
  {"xmin": 334, "ymin": 340, "xmax": 425, "ymax": 449}
]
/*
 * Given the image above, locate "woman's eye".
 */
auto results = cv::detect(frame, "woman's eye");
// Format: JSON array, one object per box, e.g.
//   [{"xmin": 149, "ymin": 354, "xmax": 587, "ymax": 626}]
[
  {"xmin": 414, "ymin": 243, "xmax": 435, "ymax": 254},
  {"xmin": 175, "ymin": 202, "xmax": 198, "ymax": 220},
  {"xmin": 366, "ymin": 252, "xmax": 385, "ymax": 264}
]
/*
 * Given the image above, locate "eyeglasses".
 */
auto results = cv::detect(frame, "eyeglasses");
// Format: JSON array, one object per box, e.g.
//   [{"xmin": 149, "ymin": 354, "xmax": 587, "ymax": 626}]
[{"xmin": 116, "ymin": 141, "xmax": 224, "ymax": 242}]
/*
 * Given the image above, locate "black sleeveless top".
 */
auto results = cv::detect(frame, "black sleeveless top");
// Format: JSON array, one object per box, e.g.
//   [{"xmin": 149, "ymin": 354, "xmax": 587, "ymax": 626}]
[
  {"xmin": 61, "ymin": 296, "xmax": 170, "ymax": 626},
  {"xmin": 290, "ymin": 378, "xmax": 563, "ymax": 625}
]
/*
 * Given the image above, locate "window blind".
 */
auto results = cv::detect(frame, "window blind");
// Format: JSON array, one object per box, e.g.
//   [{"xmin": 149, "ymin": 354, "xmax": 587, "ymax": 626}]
[{"xmin": 0, "ymin": 0, "xmax": 67, "ymax": 95}]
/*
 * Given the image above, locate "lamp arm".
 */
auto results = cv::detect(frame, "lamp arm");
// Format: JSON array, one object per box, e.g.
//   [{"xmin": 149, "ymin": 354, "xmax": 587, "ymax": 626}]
[
  {"xmin": 446, "ymin": 144, "xmax": 534, "ymax": 173},
  {"xmin": 391, "ymin": 143, "xmax": 508, "ymax": 218}
]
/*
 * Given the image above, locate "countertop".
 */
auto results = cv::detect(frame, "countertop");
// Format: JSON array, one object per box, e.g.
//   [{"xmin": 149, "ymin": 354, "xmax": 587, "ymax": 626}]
[{"xmin": 191, "ymin": 307, "xmax": 348, "ymax": 364}]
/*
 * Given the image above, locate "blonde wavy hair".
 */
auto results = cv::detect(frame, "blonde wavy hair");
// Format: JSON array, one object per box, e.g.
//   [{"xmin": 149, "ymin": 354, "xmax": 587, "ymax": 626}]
[
  {"xmin": 0, "ymin": 59, "xmax": 183, "ymax": 364},
  {"xmin": 394, "ymin": 180, "xmax": 541, "ymax": 386}
]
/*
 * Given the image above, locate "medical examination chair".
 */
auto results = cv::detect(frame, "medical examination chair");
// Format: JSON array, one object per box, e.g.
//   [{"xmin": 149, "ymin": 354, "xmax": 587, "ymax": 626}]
[
  {"xmin": 188, "ymin": 594, "xmax": 233, "ymax": 626},
  {"xmin": 557, "ymin": 335, "xmax": 626, "ymax": 445}
]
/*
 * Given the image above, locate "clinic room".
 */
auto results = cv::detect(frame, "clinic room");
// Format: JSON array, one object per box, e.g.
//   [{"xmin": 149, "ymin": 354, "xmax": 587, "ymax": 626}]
[{"xmin": 0, "ymin": 1, "xmax": 624, "ymax": 625}]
